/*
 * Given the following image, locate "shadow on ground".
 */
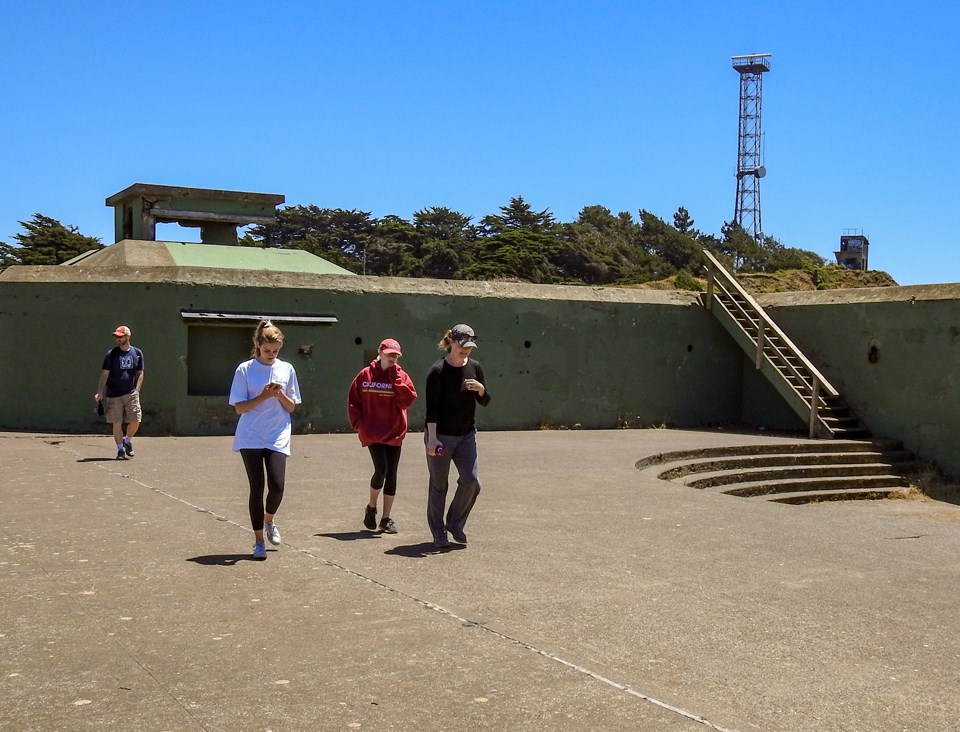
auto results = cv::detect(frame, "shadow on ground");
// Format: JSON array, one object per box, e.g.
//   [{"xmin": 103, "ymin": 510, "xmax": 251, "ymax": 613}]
[
  {"xmin": 186, "ymin": 554, "xmax": 269, "ymax": 566},
  {"xmin": 384, "ymin": 542, "xmax": 465, "ymax": 558},
  {"xmin": 315, "ymin": 531, "xmax": 383, "ymax": 541}
]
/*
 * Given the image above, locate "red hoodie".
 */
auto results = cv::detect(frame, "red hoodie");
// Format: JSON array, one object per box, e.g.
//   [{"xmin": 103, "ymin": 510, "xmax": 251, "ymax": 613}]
[{"xmin": 347, "ymin": 360, "xmax": 418, "ymax": 447}]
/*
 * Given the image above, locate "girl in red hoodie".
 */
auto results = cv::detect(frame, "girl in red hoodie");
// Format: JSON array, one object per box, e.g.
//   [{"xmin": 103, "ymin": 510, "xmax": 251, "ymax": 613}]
[{"xmin": 347, "ymin": 338, "xmax": 418, "ymax": 533}]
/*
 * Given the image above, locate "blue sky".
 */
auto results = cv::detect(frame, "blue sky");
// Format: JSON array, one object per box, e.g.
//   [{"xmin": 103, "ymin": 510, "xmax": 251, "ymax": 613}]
[{"xmin": 3, "ymin": 1, "xmax": 958, "ymax": 285}]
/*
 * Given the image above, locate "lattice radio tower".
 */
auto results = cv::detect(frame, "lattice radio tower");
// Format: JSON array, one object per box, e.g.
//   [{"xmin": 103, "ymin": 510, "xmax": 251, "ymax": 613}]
[{"xmin": 732, "ymin": 53, "xmax": 772, "ymax": 241}]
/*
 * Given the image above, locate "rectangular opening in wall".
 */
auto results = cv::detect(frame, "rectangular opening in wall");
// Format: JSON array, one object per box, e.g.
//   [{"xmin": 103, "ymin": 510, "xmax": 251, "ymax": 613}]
[
  {"xmin": 156, "ymin": 222, "xmax": 201, "ymax": 243},
  {"xmin": 187, "ymin": 326, "xmax": 251, "ymax": 396},
  {"xmin": 182, "ymin": 311, "xmax": 338, "ymax": 397}
]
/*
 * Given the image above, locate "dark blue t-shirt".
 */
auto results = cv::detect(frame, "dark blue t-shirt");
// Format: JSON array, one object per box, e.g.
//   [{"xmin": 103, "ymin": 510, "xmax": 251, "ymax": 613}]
[{"xmin": 101, "ymin": 346, "xmax": 144, "ymax": 398}]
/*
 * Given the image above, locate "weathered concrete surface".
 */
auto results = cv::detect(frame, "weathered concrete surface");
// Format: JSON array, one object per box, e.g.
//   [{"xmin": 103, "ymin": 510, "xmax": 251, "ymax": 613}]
[
  {"xmin": 759, "ymin": 282, "xmax": 960, "ymax": 306},
  {"xmin": 3, "ymin": 429, "xmax": 960, "ymax": 731},
  {"xmin": 0, "ymin": 249, "xmax": 698, "ymax": 304},
  {"xmin": 0, "ymin": 265, "xmax": 734, "ymax": 438},
  {"xmin": 759, "ymin": 286, "xmax": 960, "ymax": 477}
]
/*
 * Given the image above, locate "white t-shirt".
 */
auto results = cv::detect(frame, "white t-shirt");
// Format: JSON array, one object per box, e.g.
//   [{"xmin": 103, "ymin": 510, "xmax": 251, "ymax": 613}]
[{"xmin": 229, "ymin": 358, "xmax": 302, "ymax": 455}]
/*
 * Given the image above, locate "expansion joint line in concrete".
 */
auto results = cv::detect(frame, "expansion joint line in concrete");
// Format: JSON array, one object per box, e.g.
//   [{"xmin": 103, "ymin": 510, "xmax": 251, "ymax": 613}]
[
  {"xmin": 72, "ymin": 446, "xmax": 736, "ymax": 732},
  {"xmin": 42, "ymin": 445, "xmax": 218, "ymax": 730}
]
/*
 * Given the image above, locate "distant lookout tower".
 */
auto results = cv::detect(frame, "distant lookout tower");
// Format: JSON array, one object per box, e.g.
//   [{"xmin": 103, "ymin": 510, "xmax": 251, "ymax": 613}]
[
  {"xmin": 732, "ymin": 53, "xmax": 772, "ymax": 241},
  {"xmin": 835, "ymin": 229, "xmax": 869, "ymax": 270}
]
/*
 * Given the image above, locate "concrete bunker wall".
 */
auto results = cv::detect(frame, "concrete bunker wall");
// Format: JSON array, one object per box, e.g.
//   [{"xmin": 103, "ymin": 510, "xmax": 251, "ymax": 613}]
[
  {"xmin": 5, "ymin": 267, "xmax": 958, "ymax": 479},
  {"xmin": 758, "ymin": 286, "xmax": 960, "ymax": 478},
  {"xmin": 0, "ymin": 270, "xmax": 745, "ymax": 437}
]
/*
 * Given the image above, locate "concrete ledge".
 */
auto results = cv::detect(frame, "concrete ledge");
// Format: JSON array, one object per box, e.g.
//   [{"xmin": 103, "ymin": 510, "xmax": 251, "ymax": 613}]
[
  {"xmin": 0, "ymin": 258, "xmax": 701, "ymax": 304},
  {"xmin": 759, "ymin": 281, "xmax": 960, "ymax": 306}
]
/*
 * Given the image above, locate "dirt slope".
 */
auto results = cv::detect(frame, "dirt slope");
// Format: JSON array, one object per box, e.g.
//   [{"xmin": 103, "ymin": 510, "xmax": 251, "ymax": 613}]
[{"xmin": 639, "ymin": 268, "xmax": 898, "ymax": 294}]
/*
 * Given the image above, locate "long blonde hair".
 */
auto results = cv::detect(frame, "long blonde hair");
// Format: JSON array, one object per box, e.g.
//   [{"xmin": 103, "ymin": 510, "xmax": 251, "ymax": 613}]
[{"xmin": 251, "ymin": 320, "xmax": 284, "ymax": 357}]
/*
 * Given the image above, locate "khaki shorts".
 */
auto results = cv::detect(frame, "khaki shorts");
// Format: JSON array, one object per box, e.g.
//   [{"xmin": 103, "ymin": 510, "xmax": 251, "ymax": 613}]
[{"xmin": 104, "ymin": 391, "xmax": 142, "ymax": 424}]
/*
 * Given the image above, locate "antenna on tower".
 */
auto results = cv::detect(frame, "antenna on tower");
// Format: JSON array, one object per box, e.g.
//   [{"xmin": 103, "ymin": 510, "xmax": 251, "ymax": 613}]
[{"xmin": 732, "ymin": 53, "xmax": 772, "ymax": 242}]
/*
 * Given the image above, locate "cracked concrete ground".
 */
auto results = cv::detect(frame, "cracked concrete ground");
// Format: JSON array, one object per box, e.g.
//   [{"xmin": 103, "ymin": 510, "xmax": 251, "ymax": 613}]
[{"xmin": 3, "ymin": 429, "xmax": 960, "ymax": 731}]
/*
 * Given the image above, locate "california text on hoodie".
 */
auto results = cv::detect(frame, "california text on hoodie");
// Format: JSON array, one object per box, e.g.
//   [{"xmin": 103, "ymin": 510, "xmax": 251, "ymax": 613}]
[{"xmin": 347, "ymin": 360, "xmax": 418, "ymax": 447}]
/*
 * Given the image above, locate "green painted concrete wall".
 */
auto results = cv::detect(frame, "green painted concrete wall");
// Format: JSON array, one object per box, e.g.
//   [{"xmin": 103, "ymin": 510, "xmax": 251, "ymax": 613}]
[
  {"xmin": 759, "ymin": 286, "xmax": 960, "ymax": 477},
  {"xmin": 4, "ymin": 268, "xmax": 957, "ymax": 479},
  {"xmin": 0, "ymin": 271, "xmax": 744, "ymax": 439}
]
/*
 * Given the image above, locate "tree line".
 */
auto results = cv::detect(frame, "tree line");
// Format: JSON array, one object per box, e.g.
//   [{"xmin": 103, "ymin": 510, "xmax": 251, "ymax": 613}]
[
  {"xmin": 2, "ymin": 199, "xmax": 827, "ymax": 288},
  {"xmin": 0, "ymin": 214, "xmax": 103, "ymax": 269}
]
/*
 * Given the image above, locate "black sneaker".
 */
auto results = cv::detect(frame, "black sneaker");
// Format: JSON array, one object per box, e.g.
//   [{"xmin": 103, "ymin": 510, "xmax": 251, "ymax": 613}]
[
  {"xmin": 363, "ymin": 505, "xmax": 377, "ymax": 530},
  {"xmin": 446, "ymin": 523, "xmax": 467, "ymax": 544},
  {"xmin": 379, "ymin": 517, "xmax": 397, "ymax": 534},
  {"xmin": 123, "ymin": 438, "xmax": 134, "ymax": 457},
  {"xmin": 116, "ymin": 448, "xmax": 127, "ymax": 461}
]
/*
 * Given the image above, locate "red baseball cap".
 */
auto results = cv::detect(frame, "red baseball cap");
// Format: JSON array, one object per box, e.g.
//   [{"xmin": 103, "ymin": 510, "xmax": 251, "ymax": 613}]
[
  {"xmin": 379, "ymin": 338, "xmax": 402, "ymax": 355},
  {"xmin": 113, "ymin": 325, "xmax": 131, "ymax": 337}
]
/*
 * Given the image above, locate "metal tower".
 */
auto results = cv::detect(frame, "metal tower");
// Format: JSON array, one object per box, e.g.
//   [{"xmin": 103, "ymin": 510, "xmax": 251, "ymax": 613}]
[{"xmin": 732, "ymin": 53, "xmax": 771, "ymax": 241}]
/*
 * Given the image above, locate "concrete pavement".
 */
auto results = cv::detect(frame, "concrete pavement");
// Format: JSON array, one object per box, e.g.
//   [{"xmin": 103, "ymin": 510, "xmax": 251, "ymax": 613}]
[{"xmin": 3, "ymin": 429, "xmax": 960, "ymax": 731}]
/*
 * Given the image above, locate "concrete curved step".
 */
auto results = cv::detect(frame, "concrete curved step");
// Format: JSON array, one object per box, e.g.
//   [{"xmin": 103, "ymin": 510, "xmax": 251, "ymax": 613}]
[
  {"xmin": 637, "ymin": 440, "xmax": 916, "ymax": 504},
  {"xmin": 683, "ymin": 463, "xmax": 909, "ymax": 489},
  {"xmin": 655, "ymin": 451, "xmax": 911, "ymax": 481},
  {"xmin": 634, "ymin": 440, "xmax": 899, "ymax": 469}
]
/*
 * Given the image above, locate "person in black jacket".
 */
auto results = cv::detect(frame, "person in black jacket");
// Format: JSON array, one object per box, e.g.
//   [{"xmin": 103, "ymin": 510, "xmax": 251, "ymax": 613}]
[{"xmin": 424, "ymin": 324, "xmax": 491, "ymax": 548}]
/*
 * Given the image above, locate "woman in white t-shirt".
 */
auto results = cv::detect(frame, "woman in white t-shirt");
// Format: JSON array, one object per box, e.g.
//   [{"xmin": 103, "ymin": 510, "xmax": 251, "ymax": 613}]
[{"xmin": 229, "ymin": 320, "xmax": 302, "ymax": 560}]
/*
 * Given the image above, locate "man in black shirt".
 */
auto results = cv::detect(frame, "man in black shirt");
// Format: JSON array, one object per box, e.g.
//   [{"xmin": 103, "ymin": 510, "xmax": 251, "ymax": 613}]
[{"xmin": 424, "ymin": 324, "xmax": 491, "ymax": 548}]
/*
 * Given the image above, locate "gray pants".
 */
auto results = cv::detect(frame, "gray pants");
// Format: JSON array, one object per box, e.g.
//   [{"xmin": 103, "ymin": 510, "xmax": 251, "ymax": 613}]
[{"xmin": 427, "ymin": 430, "xmax": 481, "ymax": 533}]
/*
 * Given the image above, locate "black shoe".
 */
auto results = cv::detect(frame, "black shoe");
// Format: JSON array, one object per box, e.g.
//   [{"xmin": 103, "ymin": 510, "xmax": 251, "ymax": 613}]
[
  {"xmin": 379, "ymin": 517, "xmax": 397, "ymax": 534},
  {"xmin": 433, "ymin": 529, "xmax": 450, "ymax": 548},
  {"xmin": 123, "ymin": 438, "xmax": 134, "ymax": 457},
  {"xmin": 363, "ymin": 505, "xmax": 377, "ymax": 530},
  {"xmin": 446, "ymin": 523, "xmax": 467, "ymax": 544},
  {"xmin": 116, "ymin": 448, "xmax": 127, "ymax": 460}
]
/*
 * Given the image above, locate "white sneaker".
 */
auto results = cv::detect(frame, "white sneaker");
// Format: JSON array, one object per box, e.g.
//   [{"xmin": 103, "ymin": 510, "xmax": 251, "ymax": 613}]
[{"xmin": 264, "ymin": 521, "xmax": 281, "ymax": 545}]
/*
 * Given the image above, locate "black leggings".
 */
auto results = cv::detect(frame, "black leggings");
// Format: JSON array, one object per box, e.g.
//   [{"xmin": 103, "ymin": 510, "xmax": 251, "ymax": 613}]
[
  {"xmin": 240, "ymin": 448, "xmax": 287, "ymax": 531},
  {"xmin": 368, "ymin": 443, "xmax": 402, "ymax": 496}
]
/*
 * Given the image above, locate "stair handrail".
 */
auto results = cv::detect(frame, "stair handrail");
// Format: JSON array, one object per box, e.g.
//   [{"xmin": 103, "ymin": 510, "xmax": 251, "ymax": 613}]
[
  {"xmin": 707, "ymin": 274, "xmax": 819, "ymax": 395},
  {"xmin": 701, "ymin": 248, "xmax": 840, "ymax": 402}
]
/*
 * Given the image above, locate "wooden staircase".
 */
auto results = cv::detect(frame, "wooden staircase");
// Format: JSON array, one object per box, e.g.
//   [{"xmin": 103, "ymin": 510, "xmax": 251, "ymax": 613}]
[{"xmin": 702, "ymin": 249, "xmax": 869, "ymax": 439}]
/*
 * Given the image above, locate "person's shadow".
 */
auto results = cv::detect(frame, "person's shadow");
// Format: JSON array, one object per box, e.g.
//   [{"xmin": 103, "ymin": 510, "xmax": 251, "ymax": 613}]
[
  {"xmin": 314, "ymin": 531, "xmax": 382, "ymax": 541},
  {"xmin": 186, "ymin": 554, "xmax": 263, "ymax": 566},
  {"xmin": 384, "ymin": 542, "xmax": 464, "ymax": 558},
  {"xmin": 76, "ymin": 457, "xmax": 123, "ymax": 463}
]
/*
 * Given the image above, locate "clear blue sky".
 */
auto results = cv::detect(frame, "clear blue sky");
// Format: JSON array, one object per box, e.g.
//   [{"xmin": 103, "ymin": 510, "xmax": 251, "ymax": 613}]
[{"xmin": 4, "ymin": 1, "xmax": 958, "ymax": 285}]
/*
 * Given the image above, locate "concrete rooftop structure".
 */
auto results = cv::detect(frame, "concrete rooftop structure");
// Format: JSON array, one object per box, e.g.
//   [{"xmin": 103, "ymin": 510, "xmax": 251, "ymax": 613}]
[
  {"xmin": 66, "ymin": 239, "xmax": 355, "ymax": 276},
  {"xmin": 105, "ymin": 184, "xmax": 285, "ymax": 246}
]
